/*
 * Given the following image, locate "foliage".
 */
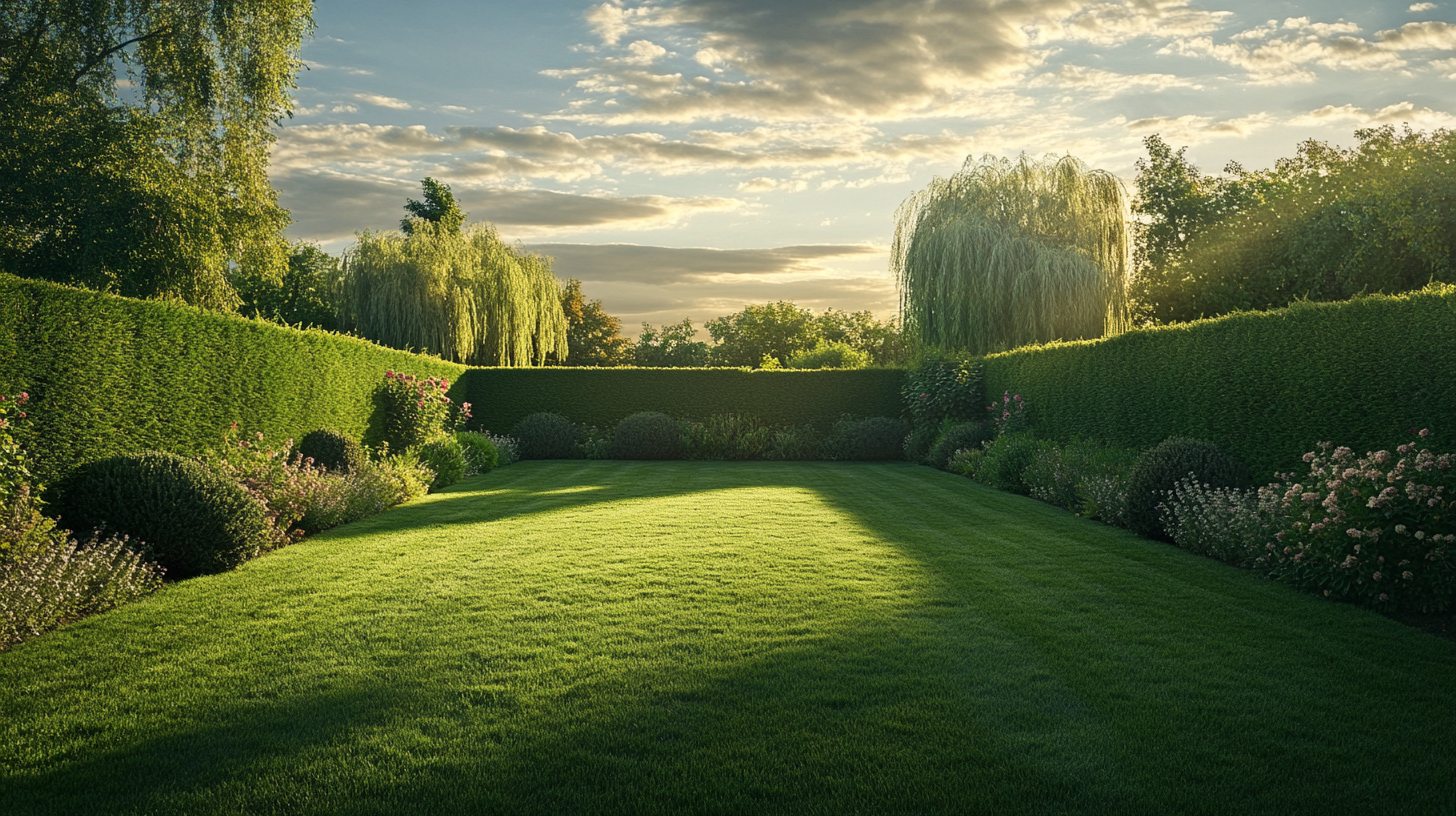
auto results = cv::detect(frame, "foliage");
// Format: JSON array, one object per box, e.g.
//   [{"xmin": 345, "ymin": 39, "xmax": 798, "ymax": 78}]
[
  {"xmin": 0, "ymin": 274, "xmax": 465, "ymax": 488},
  {"xmin": 291, "ymin": 454, "xmax": 431, "ymax": 535},
  {"xmin": 766, "ymin": 425, "xmax": 822, "ymax": 461},
  {"xmin": 1022, "ymin": 438, "xmax": 1140, "ymax": 524},
  {"xmin": 819, "ymin": 416, "xmax": 907, "ymax": 461},
  {"xmin": 967, "ymin": 432, "xmax": 1041, "ymax": 495},
  {"xmin": 687, "ymin": 414, "xmax": 774, "ymax": 460},
  {"xmin": 893, "ymin": 153, "xmax": 1130, "ymax": 354},
  {"xmin": 555, "ymin": 279, "xmax": 633, "ymax": 366},
  {"xmin": 786, "ymin": 340, "xmax": 870, "ymax": 370},
  {"xmin": 296, "ymin": 429, "xmax": 365, "ymax": 474},
  {"xmin": 1159, "ymin": 476, "xmax": 1279, "ymax": 566},
  {"xmin": 338, "ymin": 221, "xmax": 568, "ymax": 365},
  {"xmin": 199, "ymin": 424, "xmax": 326, "ymax": 549},
  {"xmin": 633, "ymin": 318, "xmax": 710, "ymax": 367},
  {"xmin": 0, "ymin": 389, "xmax": 33, "ymax": 504},
  {"xmin": 986, "ymin": 391, "xmax": 1029, "ymax": 437},
  {"xmin": 978, "ymin": 285, "xmax": 1456, "ymax": 482},
  {"xmin": 927, "ymin": 421, "xmax": 995, "ymax": 470},
  {"xmin": 902, "ymin": 352, "xmax": 983, "ymax": 430},
  {"xmin": 52, "ymin": 451, "xmax": 272, "ymax": 578},
  {"xmin": 903, "ymin": 423, "xmax": 940, "ymax": 464},
  {"xmin": 455, "ymin": 432, "xmax": 500, "ymax": 476},
  {"xmin": 379, "ymin": 371, "xmax": 471, "ymax": 450},
  {"xmin": 235, "ymin": 243, "xmax": 342, "ymax": 331},
  {"xmin": 1126, "ymin": 437, "xmax": 1250, "ymax": 539},
  {"xmin": 481, "ymin": 432, "xmax": 520, "ymax": 466},
  {"xmin": 456, "ymin": 367, "xmax": 904, "ymax": 437},
  {"xmin": 411, "ymin": 436, "xmax": 467, "ymax": 491},
  {"xmin": 401, "ymin": 178, "xmax": 466, "ymax": 236},
  {"xmin": 510, "ymin": 413, "xmax": 581, "ymax": 460},
  {"xmin": 1130, "ymin": 128, "xmax": 1456, "ymax": 325},
  {"xmin": 0, "ymin": 0, "xmax": 312, "ymax": 310},
  {"xmin": 815, "ymin": 308, "xmax": 909, "ymax": 367},
  {"xmin": 706, "ymin": 301, "xmax": 819, "ymax": 368},
  {"xmin": 1, "ymin": 491, "xmax": 163, "ymax": 651},
  {"xmin": 611, "ymin": 412, "xmax": 687, "ymax": 460}
]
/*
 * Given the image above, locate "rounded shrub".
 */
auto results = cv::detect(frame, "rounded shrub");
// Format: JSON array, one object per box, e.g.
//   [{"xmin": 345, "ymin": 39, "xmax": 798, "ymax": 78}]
[
  {"xmin": 903, "ymin": 423, "xmax": 940, "ymax": 463},
  {"xmin": 1126, "ymin": 437, "xmax": 1251, "ymax": 540},
  {"xmin": 51, "ymin": 451, "xmax": 271, "ymax": 578},
  {"xmin": 928, "ymin": 421, "xmax": 996, "ymax": 470},
  {"xmin": 510, "ymin": 413, "xmax": 580, "ymax": 460},
  {"xmin": 412, "ymin": 436, "xmax": 467, "ymax": 490},
  {"xmin": 611, "ymin": 412, "xmax": 686, "ymax": 460},
  {"xmin": 971, "ymin": 432, "xmax": 1041, "ymax": 494},
  {"xmin": 295, "ymin": 429, "xmax": 365, "ymax": 473},
  {"xmin": 822, "ymin": 416, "xmax": 907, "ymax": 460},
  {"xmin": 455, "ymin": 431, "xmax": 500, "ymax": 475}
]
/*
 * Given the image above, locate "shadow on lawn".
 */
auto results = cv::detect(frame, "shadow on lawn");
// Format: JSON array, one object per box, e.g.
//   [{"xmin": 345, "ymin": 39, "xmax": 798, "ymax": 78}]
[{"xmin": 6, "ymin": 461, "xmax": 1456, "ymax": 815}]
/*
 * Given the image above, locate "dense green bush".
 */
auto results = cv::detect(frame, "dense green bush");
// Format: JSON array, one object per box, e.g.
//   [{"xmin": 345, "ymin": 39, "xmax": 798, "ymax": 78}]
[
  {"xmin": 296, "ymin": 429, "xmax": 365, "ymax": 473},
  {"xmin": 968, "ymin": 433, "xmax": 1041, "ymax": 495},
  {"xmin": 902, "ymin": 352, "xmax": 983, "ymax": 430},
  {"xmin": 688, "ymin": 415, "xmax": 774, "ymax": 460},
  {"xmin": 455, "ymin": 368, "xmax": 904, "ymax": 437},
  {"xmin": 612, "ymin": 412, "xmax": 687, "ymax": 460},
  {"xmin": 1021, "ymin": 438, "xmax": 1140, "ymax": 524},
  {"xmin": 412, "ymin": 437, "xmax": 467, "ymax": 490},
  {"xmin": 379, "ymin": 372, "xmax": 470, "ymax": 450},
  {"xmin": 902, "ymin": 423, "xmax": 939, "ymax": 464},
  {"xmin": 786, "ymin": 341, "xmax": 871, "ymax": 370},
  {"xmin": 980, "ymin": 286, "xmax": 1456, "ymax": 482},
  {"xmin": 1125, "ymin": 437, "xmax": 1250, "ymax": 540},
  {"xmin": 927, "ymin": 421, "xmax": 995, "ymax": 470},
  {"xmin": 52, "ymin": 451, "xmax": 272, "ymax": 577},
  {"xmin": 511, "ymin": 413, "xmax": 581, "ymax": 460},
  {"xmin": 455, "ymin": 432, "xmax": 500, "ymax": 475},
  {"xmin": 767, "ymin": 426, "xmax": 822, "ymax": 461},
  {"xmin": 0, "ymin": 274, "xmax": 465, "ymax": 488},
  {"xmin": 821, "ymin": 417, "xmax": 908, "ymax": 461}
]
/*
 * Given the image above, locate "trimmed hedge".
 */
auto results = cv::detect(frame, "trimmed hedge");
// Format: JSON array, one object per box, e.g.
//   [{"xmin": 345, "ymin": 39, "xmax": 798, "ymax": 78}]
[
  {"xmin": 980, "ymin": 287, "xmax": 1456, "ymax": 481},
  {"xmin": 0, "ymin": 274, "xmax": 464, "ymax": 487},
  {"xmin": 453, "ymin": 368, "xmax": 905, "ymax": 435}
]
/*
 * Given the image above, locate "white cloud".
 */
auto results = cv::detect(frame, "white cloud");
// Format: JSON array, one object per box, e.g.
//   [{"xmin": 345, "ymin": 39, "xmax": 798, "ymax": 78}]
[
  {"xmin": 1120, "ymin": 112, "xmax": 1276, "ymax": 143},
  {"xmin": 1028, "ymin": 65, "xmax": 1201, "ymax": 100},
  {"xmin": 1033, "ymin": 1, "xmax": 1233, "ymax": 45},
  {"xmin": 624, "ymin": 40, "xmax": 669, "ymax": 65},
  {"xmin": 1376, "ymin": 21, "xmax": 1456, "ymax": 50},
  {"xmin": 1410, "ymin": 3, "xmax": 1437, "ymax": 12},
  {"xmin": 353, "ymin": 93, "xmax": 413, "ymax": 110},
  {"xmin": 1289, "ymin": 101, "xmax": 1456, "ymax": 129}
]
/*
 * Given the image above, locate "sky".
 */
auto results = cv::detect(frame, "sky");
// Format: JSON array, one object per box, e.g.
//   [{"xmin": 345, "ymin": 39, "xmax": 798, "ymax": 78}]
[{"xmin": 275, "ymin": 0, "xmax": 1456, "ymax": 336}]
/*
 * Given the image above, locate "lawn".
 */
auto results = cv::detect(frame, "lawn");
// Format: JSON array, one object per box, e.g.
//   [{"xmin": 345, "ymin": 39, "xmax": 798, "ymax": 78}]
[{"xmin": 2, "ymin": 461, "xmax": 1453, "ymax": 815}]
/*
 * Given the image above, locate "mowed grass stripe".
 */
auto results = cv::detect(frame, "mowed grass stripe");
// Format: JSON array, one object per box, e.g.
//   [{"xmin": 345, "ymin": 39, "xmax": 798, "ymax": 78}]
[{"xmin": 1, "ymin": 461, "xmax": 1453, "ymax": 815}]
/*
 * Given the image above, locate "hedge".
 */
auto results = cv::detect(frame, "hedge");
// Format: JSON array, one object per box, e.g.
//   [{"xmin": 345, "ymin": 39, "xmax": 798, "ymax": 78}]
[
  {"xmin": 0, "ymin": 274, "xmax": 465, "ymax": 487},
  {"xmin": 980, "ymin": 286, "xmax": 1456, "ymax": 481},
  {"xmin": 451, "ymin": 368, "xmax": 906, "ymax": 434}
]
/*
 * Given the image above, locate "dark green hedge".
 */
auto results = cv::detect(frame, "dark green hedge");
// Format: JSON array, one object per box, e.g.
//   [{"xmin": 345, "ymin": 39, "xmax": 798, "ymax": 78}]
[
  {"xmin": 0, "ymin": 274, "xmax": 464, "ymax": 486},
  {"xmin": 453, "ymin": 368, "xmax": 906, "ymax": 434},
  {"xmin": 980, "ymin": 287, "xmax": 1456, "ymax": 481}
]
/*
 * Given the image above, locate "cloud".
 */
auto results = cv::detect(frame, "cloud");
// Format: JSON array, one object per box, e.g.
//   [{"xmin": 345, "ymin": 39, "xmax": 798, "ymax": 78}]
[
  {"xmin": 1119, "ymin": 112, "xmax": 1276, "ymax": 143},
  {"xmin": 1028, "ymin": 65, "xmax": 1201, "ymax": 100},
  {"xmin": 553, "ymin": 0, "xmax": 1231, "ymax": 124},
  {"xmin": 523, "ymin": 242, "xmax": 895, "ymax": 328},
  {"xmin": 277, "ymin": 170, "xmax": 743, "ymax": 243},
  {"xmin": 1410, "ymin": 3, "xmax": 1437, "ymax": 11},
  {"xmin": 1161, "ymin": 16, "xmax": 1456, "ymax": 83},
  {"xmin": 736, "ymin": 176, "xmax": 808, "ymax": 192},
  {"xmin": 1289, "ymin": 101, "xmax": 1456, "ymax": 129},
  {"xmin": 353, "ymin": 93, "xmax": 413, "ymax": 109}
]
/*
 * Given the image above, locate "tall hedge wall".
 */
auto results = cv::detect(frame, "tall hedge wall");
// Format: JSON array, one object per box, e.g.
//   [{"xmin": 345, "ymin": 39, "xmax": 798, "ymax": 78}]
[
  {"xmin": 980, "ymin": 287, "xmax": 1456, "ymax": 481},
  {"xmin": 452, "ymin": 368, "xmax": 906, "ymax": 434},
  {"xmin": 0, "ymin": 275, "xmax": 465, "ymax": 486}
]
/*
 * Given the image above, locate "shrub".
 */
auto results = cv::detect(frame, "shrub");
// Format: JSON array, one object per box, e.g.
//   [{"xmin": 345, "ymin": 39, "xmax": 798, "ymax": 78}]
[
  {"xmin": 946, "ymin": 448, "xmax": 982, "ymax": 477},
  {"xmin": 688, "ymin": 414, "xmax": 774, "ymax": 460},
  {"xmin": 822, "ymin": 417, "xmax": 908, "ymax": 461},
  {"xmin": 0, "ymin": 390, "xmax": 34, "ymax": 504},
  {"xmin": 768, "ymin": 425, "xmax": 821, "ymax": 461},
  {"xmin": 970, "ymin": 432, "xmax": 1041, "ymax": 495},
  {"xmin": 485, "ymin": 433, "xmax": 521, "ymax": 466},
  {"xmin": 1126, "ymin": 437, "xmax": 1251, "ymax": 539},
  {"xmin": 787, "ymin": 341, "xmax": 871, "ymax": 370},
  {"xmin": 201, "ymin": 425, "xmax": 331, "ymax": 549},
  {"xmin": 927, "ymin": 421, "xmax": 996, "ymax": 470},
  {"xmin": 1, "ymin": 512, "xmax": 164, "ymax": 650},
  {"xmin": 902, "ymin": 422, "xmax": 940, "ymax": 464},
  {"xmin": 510, "ymin": 413, "xmax": 581, "ymax": 460},
  {"xmin": 1023, "ymin": 438, "xmax": 1140, "ymax": 522},
  {"xmin": 1256, "ymin": 435, "xmax": 1456, "ymax": 612},
  {"xmin": 52, "ymin": 451, "xmax": 272, "ymax": 577},
  {"xmin": 379, "ymin": 371, "xmax": 472, "ymax": 450},
  {"xmin": 1159, "ymin": 477, "xmax": 1279, "ymax": 566},
  {"xmin": 412, "ymin": 436, "xmax": 467, "ymax": 490},
  {"xmin": 902, "ymin": 352, "xmax": 983, "ymax": 429},
  {"xmin": 296, "ymin": 429, "xmax": 365, "ymax": 473},
  {"xmin": 612, "ymin": 412, "xmax": 687, "ymax": 460},
  {"xmin": 455, "ymin": 431, "xmax": 500, "ymax": 475},
  {"xmin": 296, "ymin": 456, "xmax": 431, "ymax": 534},
  {"xmin": 578, "ymin": 428, "xmax": 612, "ymax": 460}
]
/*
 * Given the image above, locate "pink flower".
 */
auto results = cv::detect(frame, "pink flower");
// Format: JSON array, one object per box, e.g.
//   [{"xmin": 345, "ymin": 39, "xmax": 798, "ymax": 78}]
[
  {"xmin": 417, "ymin": 400, "xmax": 425, "ymax": 407},
  {"xmin": 1372, "ymin": 571, "xmax": 1382, "ymax": 581},
  {"xmin": 1420, "ymin": 428, "xmax": 1431, "ymax": 438},
  {"xmin": 385, "ymin": 370, "xmax": 395, "ymax": 378},
  {"xmin": 16, "ymin": 392, "xmax": 27, "ymax": 403},
  {"xmin": 1347, "ymin": 529, "xmax": 1361, "ymax": 538}
]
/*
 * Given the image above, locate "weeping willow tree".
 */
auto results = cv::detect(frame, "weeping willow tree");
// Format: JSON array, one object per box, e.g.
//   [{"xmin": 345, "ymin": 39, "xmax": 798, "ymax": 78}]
[
  {"xmin": 893, "ymin": 153, "xmax": 1130, "ymax": 354},
  {"xmin": 338, "ymin": 221, "xmax": 568, "ymax": 366}
]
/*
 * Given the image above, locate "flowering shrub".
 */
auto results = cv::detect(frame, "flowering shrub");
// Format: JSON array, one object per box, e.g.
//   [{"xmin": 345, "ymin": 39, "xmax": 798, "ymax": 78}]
[
  {"xmin": 380, "ymin": 371, "xmax": 472, "ymax": 449},
  {"xmin": 1159, "ymin": 477, "xmax": 1281, "ymax": 565},
  {"xmin": 946, "ymin": 448, "xmax": 982, "ymax": 477},
  {"xmin": 902, "ymin": 352, "xmax": 983, "ymax": 429},
  {"xmin": 1023, "ymin": 439, "xmax": 1140, "ymax": 523},
  {"xmin": 0, "ymin": 390, "xmax": 34, "ymax": 503},
  {"xmin": 927, "ymin": 421, "xmax": 995, "ymax": 469},
  {"xmin": 455, "ymin": 432, "xmax": 500, "ymax": 475},
  {"xmin": 201, "ymin": 425, "xmax": 329, "ymax": 550},
  {"xmin": 1257, "ymin": 433, "xmax": 1456, "ymax": 612},
  {"xmin": 483, "ymin": 433, "xmax": 520, "ymax": 466},
  {"xmin": 985, "ymin": 391, "xmax": 1029, "ymax": 437},
  {"xmin": 969, "ymin": 432, "xmax": 1040, "ymax": 494}
]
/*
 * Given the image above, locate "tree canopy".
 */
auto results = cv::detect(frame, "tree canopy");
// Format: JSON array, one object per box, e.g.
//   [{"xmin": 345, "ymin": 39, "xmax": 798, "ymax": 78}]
[
  {"xmin": 1130, "ymin": 127, "xmax": 1456, "ymax": 324},
  {"xmin": 893, "ymin": 153, "xmax": 1129, "ymax": 355},
  {"xmin": 634, "ymin": 319, "xmax": 710, "ymax": 367},
  {"xmin": 0, "ymin": 0, "xmax": 314, "ymax": 309},
  {"xmin": 557, "ymin": 279, "xmax": 633, "ymax": 366},
  {"xmin": 401, "ymin": 177, "xmax": 466, "ymax": 236}
]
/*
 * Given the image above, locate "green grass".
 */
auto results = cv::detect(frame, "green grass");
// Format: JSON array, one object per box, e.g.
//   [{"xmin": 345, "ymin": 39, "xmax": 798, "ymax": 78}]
[{"xmin": 2, "ymin": 461, "xmax": 1454, "ymax": 814}]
